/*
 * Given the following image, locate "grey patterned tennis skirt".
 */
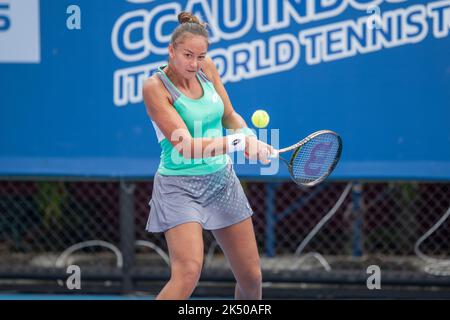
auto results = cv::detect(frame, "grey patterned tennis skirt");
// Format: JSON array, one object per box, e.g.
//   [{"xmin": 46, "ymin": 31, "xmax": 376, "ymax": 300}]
[{"xmin": 146, "ymin": 163, "xmax": 254, "ymax": 233}]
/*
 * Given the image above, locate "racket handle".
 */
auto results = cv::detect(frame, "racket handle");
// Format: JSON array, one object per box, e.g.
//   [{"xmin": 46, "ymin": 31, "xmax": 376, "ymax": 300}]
[{"xmin": 269, "ymin": 149, "xmax": 279, "ymax": 159}]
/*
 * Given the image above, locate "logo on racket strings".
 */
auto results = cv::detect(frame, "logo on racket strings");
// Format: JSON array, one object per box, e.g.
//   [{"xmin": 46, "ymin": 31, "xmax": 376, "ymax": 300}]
[{"xmin": 304, "ymin": 142, "xmax": 333, "ymax": 176}]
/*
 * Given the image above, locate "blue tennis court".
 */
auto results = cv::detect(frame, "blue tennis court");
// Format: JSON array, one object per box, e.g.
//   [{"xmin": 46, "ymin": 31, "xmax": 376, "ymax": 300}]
[
  {"xmin": 0, "ymin": 294, "xmax": 232, "ymax": 300},
  {"xmin": 0, "ymin": 294, "xmax": 154, "ymax": 300}
]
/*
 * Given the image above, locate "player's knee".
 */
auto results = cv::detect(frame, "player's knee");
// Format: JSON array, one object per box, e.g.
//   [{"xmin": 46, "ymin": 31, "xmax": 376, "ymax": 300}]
[
  {"xmin": 239, "ymin": 267, "xmax": 262, "ymax": 290},
  {"xmin": 173, "ymin": 260, "xmax": 202, "ymax": 288}
]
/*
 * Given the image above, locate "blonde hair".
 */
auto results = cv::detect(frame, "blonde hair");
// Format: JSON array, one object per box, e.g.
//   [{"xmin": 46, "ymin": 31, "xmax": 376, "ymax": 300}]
[{"xmin": 170, "ymin": 12, "xmax": 209, "ymax": 47}]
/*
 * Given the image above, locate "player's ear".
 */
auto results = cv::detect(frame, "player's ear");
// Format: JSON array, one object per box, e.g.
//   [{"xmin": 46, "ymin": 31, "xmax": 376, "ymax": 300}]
[{"xmin": 168, "ymin": 43, "xmax": 175, "ymax": 59}]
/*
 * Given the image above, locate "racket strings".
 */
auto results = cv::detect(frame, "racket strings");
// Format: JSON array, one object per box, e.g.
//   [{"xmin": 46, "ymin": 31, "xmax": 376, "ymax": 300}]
[{"xmin": 291, "ymin": 133, "xmax": 340, "ymax": 184}]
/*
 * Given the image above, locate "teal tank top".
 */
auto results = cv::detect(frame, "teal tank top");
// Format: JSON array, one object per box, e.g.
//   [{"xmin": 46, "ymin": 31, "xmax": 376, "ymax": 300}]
[{"xmin": 152, "ymin": 66, "xmax": 230, "ymax": 176}]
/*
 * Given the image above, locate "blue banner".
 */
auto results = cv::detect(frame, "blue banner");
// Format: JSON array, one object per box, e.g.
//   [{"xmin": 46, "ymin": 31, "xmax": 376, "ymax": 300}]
[{"xmin": 1, "ymin": 0, "xmax": 449, "ymax": 179}]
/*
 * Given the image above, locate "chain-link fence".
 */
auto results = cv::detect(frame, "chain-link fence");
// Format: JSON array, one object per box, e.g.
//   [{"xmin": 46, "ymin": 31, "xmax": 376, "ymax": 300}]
[{"xmin": 0, "ymin": 178, "xmax": 449, "ymax": 297}]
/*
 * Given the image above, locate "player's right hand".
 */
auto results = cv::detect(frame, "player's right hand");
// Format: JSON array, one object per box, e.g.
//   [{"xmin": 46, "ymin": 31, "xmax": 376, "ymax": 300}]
[{"xmin": 245, "ymin": 136, "xmax": 274, "ymax": 164}]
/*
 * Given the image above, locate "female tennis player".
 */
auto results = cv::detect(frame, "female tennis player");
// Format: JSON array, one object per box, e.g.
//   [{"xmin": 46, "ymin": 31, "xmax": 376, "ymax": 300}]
[{"xmin": 142, "ymin": 12, "xmax": 273, "ymax": 300}]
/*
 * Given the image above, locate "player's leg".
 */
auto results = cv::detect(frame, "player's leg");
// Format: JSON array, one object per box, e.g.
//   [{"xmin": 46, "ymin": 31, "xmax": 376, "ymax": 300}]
[
  {"xmin": 211, "ymin": 217, "xmax": 262, "ymax": 299},
  {"xmin": 156, "ymin": 222, "xmax": 204, "ymax": 300}
]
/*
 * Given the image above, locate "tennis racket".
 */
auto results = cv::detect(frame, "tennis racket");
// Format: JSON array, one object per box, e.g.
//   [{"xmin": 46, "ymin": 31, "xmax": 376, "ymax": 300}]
[{"xmin": 270, "ymin": 130, "xmax": 342, "ymax": 187}]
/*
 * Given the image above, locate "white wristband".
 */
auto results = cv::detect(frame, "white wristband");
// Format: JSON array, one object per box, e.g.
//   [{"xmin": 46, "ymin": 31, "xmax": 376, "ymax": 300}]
[{"xmin": 226, "ymin": 133, "xmax": 246, "ymax": 153}]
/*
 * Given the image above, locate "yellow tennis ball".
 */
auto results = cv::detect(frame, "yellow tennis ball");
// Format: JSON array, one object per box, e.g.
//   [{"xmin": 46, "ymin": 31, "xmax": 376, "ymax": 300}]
[{"xmin": 251, "ymin": 110, "xmax": 270, "ymax": 128}]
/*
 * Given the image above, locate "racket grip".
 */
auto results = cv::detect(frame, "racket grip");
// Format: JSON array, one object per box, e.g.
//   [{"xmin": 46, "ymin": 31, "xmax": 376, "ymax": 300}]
[{"xmin": 269, "ymin": 149, "xmax": 279, "ymax": 159}]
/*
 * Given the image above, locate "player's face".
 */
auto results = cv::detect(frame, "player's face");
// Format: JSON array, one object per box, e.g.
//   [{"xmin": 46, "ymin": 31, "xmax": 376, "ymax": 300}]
[{"xmin": 170, "ymin": 34, "xmax": 208, "ymax": 79}]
